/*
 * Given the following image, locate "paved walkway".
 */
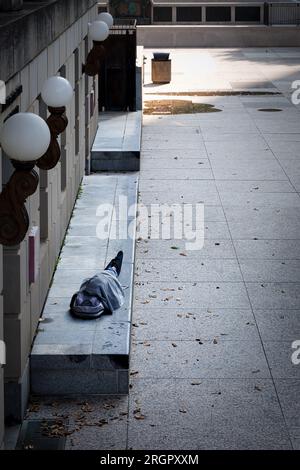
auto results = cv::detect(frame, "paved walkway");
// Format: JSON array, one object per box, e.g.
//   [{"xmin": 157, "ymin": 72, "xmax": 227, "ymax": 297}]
[{"xmin": 25, "ymin": 48, "xmax": 300, "ymax": 450}]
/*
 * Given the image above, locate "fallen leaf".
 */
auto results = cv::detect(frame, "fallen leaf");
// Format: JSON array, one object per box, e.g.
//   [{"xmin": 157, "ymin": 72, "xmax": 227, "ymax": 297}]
[
  {"xmin": 134, "ymin": 414, "xmax": 145, "ymax": 420},
  {"xmin": 28, "ymin": 402, "xmax": 40, "ymax": 413},
  {"xmin": 81, "ymin": 402, "xmax": 93, "ymax": 413}
]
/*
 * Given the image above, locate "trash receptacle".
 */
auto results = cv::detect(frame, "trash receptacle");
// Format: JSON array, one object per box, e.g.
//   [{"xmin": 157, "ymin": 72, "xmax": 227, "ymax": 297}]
[{"xmin": 151, "ymin": 52, "xmax": 171, "ymax": 84}]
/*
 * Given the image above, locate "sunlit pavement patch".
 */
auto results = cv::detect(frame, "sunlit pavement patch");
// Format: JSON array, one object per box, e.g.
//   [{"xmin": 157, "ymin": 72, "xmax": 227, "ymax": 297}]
[{"xmin": 144, "ymin": 100, "xmax": 222, "ymax": 115}]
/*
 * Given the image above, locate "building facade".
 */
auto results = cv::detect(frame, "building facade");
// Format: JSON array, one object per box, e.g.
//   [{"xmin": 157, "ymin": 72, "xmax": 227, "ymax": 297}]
[
  {"xmin": 150, "ymin": 0, "xmax": 300, "ymax": 25},
  {"xmin": 0, "ymin": 0, "xmax": 100, "ymax": 448}
]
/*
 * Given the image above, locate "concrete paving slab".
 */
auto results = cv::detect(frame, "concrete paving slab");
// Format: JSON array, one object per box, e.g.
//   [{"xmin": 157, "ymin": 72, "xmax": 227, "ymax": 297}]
[
  {"xmin": 141, "ymin": 158, "xmax": 211, "ymax": 170},
  {"xmin": 240, "ymin": 259, "xmax": 300, "ymax": 283},
  {"xmin": 140, "ymin": 168, "xmax": 214, "ymax": 180},
  {"xmin": 254, "ymin": 309, "xmax": 300, "ymax": 341},
  {"xmin": 211, "ymin": 159, "xmax": 287, "ymax": 180},
  {"xmin": 135, "ymin": 258, "xmax": 242, "ymax": 282},
  {"xmin": 130, "ymin": 339, "xmax": 270, "ymax": 379},
  {"xmin": 216, "ymin": 179, "xmax": 296, "ymax": 193},
  {"xmin": 134, "ymin": 281, "xmax": 251, "ymax": 310},
  {"xmin": 246, "ymin": 282, "xmax": 300, "ymax": 310},
  {"xmin": 274, "ymin": 379, "xmax": 300, "ymax": 429},
  {"xmin": 127, "ymin": 378, "xmax": 291, "ymax": 449},
  {"xmin": 219, "ymin": 192, "xmax": 300, "ymax": 207},
  {"xmin": 234, "ymin": 239, "xmax": 300, "ymax": 260},
  {"xmin": 133, "ymin": 308, "xmax": 258, "ymax": 342},
  {"xmin": 136, "ymin": 239, "xmax": 235, "ymax": 259},
  {"xmin": 223, "ymin": 206, "xmax": 300, "ymax": 239},
  {"xmin": 263, "ymin": 341, "xmax": 300, "ymax": 379}
]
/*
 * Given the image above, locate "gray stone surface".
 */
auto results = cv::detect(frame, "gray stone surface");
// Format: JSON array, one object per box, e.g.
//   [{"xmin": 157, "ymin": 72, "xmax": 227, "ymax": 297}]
[
  {"xmin": 224, "ymin": 206, "xmax": 300, "ymax": 239},
  {"xmin": 91, "ymin": 112, "xmax": 142, "ymax": 171},
  {"xmin": 136, "ymin": 238, "xmax": 235, "ymax": 259},
  {"xmin": 254, "ymin": 309, "xmax": 300, "ymax": 341},
  {"xmin": 263, "ymin": 341, "xmax": 300, "ymax": 379},
  {"xmin": 136, "ymin": 258, "xmax": 243, "ymax": 282},
  {"xmin": 130, "ymin": 339, "xmax": 270, "ymax": 379},
  {"xmin": 133, "ymin": 308, "xmax": 258, "ymax": 342},
  {"xmin": 246, "ymin": 282, "xmax": 300, "ymax": 309},
  {"xmin": 23, "ymin": 396, "xmax": 128, "ymax": 450},
  {"xmin": 26, "ymin": 48, "xmax": 300, "ymax": 450},
  {"xmin": 134, "ymin": 281, "xmax": 251, "ymax": 309},
  {"xmin": 127, "ymin": 378, "xmax": 292, "ymax": 450},
  {"xmin": 31, "ymin": 173, "xmax": 138, "ymax": 395}
]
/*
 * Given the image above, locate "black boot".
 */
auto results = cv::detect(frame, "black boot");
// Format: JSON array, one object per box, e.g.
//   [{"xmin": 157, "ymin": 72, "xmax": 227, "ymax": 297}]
[{"xmin": 105, "ymin": 251, "xmax": 123, "ymax": 276}]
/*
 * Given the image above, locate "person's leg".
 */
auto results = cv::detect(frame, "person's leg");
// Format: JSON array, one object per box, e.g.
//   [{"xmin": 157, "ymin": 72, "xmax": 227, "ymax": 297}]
[
  {"xmin": 105, "ymin": 266, "xmax": 117, "ymax": 277},
  {"xmin": 104, "ymin": 251, "xmax": 123, "ymax": 276}
]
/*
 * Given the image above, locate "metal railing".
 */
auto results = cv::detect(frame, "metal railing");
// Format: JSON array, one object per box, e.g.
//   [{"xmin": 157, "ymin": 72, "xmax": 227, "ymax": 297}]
[{"xmin": 266, "ymin": 2, "xmax": 300, "ymax": 25}]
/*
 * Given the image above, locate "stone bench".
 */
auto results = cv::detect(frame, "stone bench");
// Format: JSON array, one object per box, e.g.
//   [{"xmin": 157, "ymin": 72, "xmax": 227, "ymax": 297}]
[{"xmin": 31, "ymin": 173, "xmax": 138, "ymax": 395}]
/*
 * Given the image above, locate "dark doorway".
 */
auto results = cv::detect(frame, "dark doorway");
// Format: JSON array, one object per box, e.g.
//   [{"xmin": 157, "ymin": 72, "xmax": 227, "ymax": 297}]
[{"xmin": 99, "ymin": 21, "xmax": 137, "ymax": 111}]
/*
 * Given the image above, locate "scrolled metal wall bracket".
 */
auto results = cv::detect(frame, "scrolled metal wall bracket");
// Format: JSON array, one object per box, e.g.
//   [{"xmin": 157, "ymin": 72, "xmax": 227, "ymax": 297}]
[
  {"xmin": 82, "ymin": 42, "xmax": 106, "ymax": 77},
  {"xmin": 0, "ymin": 160, "xmax": 39, "ymax": 246},
  {"xmin": 0, "ymin": 77, "xmax": 73, "ymax": 246},
  {"xmin": 36, "ymin": 106, "xmax": 68, "ymax": 170},
  {"xmin": 0, "ymin": 112, "xmax": 50, "ymax": 246}
]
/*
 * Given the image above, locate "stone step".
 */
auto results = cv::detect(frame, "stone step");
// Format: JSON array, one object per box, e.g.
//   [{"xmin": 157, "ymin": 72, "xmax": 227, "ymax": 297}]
[
  {"xmin": 91, "ymin": 111, "xmax": 142, "ymax": 172},
  {"xmin": 30, "ymin": 173, "xmax": 138, "ymax": 395}
]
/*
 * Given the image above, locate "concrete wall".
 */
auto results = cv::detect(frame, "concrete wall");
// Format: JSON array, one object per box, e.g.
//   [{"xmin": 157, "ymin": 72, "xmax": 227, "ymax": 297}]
[
  {"xmin": 0, "ymin": 163, "xmax": 3, "ymax": 449},
  {"xmin": 137, "ymin": 25, "xmax": 300, "ymax": 47},
  {"xmin": 0, "ymin": 1, "xmax": 99, "ymax": 438},
  {"xmin": 0, "ymin": 0, "xmax": 97, "ymax": 83}
]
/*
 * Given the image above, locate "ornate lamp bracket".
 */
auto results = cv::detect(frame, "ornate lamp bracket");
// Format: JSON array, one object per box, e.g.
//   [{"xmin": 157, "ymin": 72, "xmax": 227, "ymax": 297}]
[
  {"xmin": 0, "ymin": 160, "xmax": 39, "ymax": 246},
  {"xmin": 36, "ymin": 106, "xmax": 68, "ymax": 170},
  {"xmin": 82, "ymin": 42, "xmax": 106, "ymax": 77}
]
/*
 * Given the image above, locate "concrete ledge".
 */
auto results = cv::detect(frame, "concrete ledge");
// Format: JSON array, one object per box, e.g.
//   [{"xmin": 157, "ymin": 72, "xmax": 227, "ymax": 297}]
[
  {"xmin": 91, "ymin": 151, "xmax": 140, "ymax": 172},
  {"xmin": 91, "ymin": 112, "xmax": 142, "ymax": 172},
  {"xmin": 137, "ymin": 25, "xmax": 300, "ymax": 48},
  {"xmin": 30, "ymin": 173, "xmax": 138, "ymax": 396}
]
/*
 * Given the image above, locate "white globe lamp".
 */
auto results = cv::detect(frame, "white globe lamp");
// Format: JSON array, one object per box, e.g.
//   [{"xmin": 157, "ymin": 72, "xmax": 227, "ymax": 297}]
[
  {"xmin": 98, "ymin": 12, "xmax": 113, "ymax": 28},
  {"xmin": 41, "ymin": 76, "xmax": 73, "ymax": 108},
  {"xmin": 0, "ymin": 113, "xmax": 51, "ymax": 162},
  {"xmin": 89, "ymin": 20, "xmax": 109, "ymax": 42}
]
